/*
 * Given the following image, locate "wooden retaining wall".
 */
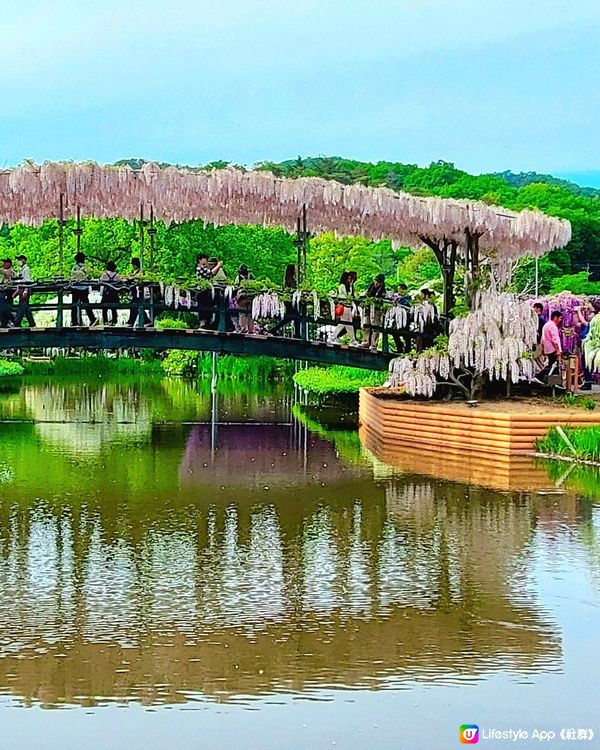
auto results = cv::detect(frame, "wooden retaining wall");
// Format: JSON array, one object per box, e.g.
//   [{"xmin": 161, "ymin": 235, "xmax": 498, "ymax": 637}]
[{"xmin": 359, "ymin": 389, "xmax": 600, "ymax": 457}]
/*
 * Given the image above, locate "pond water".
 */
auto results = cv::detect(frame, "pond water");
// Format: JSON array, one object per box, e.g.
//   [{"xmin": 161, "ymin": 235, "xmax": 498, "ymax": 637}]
[{"xmin": 0, "ymin": 376, "xmax": 599, "ymax": 749}]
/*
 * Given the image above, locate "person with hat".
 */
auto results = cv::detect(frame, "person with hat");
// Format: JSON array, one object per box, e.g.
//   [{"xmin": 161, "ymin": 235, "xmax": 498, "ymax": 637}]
[{"xmin": 360, "ymin": 273, "xmax": 387, "ymax": 350}]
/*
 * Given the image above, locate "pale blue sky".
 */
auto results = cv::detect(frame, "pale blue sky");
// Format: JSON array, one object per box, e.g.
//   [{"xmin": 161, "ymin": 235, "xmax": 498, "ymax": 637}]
[{"xmin": 2, "ymin": 0, "xmax": 600, "ymax": 183}]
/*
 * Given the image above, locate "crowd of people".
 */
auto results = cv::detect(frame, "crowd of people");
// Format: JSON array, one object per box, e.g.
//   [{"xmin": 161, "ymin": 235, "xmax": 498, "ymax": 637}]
[
  {"xmin": 533, "ymin": 302, "xmax": 596, "ymax": 390},
  {"xmin": 1, "ymin": 251, "xmax": 441, "ymax": 353},
  {"xmin": 0, "ymin": 253, "xmax": 150, "ymax": 329}
]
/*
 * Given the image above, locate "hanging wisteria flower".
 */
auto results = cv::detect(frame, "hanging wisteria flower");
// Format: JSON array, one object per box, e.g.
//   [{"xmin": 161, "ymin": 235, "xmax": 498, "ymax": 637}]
[
  {"xmin": 252, "ymin": 292, "xmax": 285, "ymax": 320},
  {"xmin": 388, "ymin": 290, "xmax": 539, "ymax": 397}
]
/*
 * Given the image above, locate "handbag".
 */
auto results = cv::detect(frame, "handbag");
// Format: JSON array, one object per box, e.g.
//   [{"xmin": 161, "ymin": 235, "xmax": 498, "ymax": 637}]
[{"xmin": 335, "ymin": 303, "xmax": 345, "ymax": 318}]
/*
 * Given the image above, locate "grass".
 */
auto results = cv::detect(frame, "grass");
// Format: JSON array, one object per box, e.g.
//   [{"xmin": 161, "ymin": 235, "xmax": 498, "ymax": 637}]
[
  {"xmin": 536, "ymin": 425, "xmax": 600, "ymax": 462},
  {"xmin": 563, "ymin": 393, "xmax": 597, "ymax": 410},
  {"xmin": 161, "ymin": 350, "xmax": 294, "ymax": 380},
  {"xmin": 293, "ymin": 365, "xmax": 387, "ymax": 397},
  {"xmin": 20, "ymin": 354, "xmax": 163, "ymax": 377}
]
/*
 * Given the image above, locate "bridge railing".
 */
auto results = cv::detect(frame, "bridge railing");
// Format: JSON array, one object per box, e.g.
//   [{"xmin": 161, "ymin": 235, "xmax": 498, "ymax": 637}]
[{"xmin": 0, "ymin": 280, "xmax": 444, "ymax": 354}]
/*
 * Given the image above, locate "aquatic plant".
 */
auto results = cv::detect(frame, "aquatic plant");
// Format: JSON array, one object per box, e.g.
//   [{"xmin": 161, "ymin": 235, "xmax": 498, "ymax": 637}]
[
  {"xmin": 293, "ymin": 365, "xmax": 386, "ymax": 397},
  {"xmin": 536, "ymin": 425, "xmax": 600, "ymax": 462},
  {"xmin": 0, "ymin": 359, "xmax": 24, "ymax": 378}
]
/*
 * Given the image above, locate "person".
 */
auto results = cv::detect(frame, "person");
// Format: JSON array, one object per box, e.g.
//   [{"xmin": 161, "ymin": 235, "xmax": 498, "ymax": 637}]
[
  {"xmin": 196, "ymin": 253, "xmax": 223, "ymax": 281},
  {"xmin": 391, "ymin": 282, "xmax": 412, "ymax": 352},
  {"xmin": 234, "ymin": 264, "xmax": 254, "ymax": 333},
  {"xmin": 533, "ymin": 302, "xmax": 545, "ymax": 343},
  {"xmin": 0, "ymin": 259, "xmax": 17, "ymax": 327},
  {"xmin": 395, "ymin": 283, "xmax": 411, "ymax": 306},
  {"xmin": 70, "ymin": 252, "xmax": 97, "ymax": 327},
  {"xmin": 209, "ymin": 256, "xmax": 227, "ymax": 282},
  {"xmin": 13, "ymin": 255, "xmax": 35, "ymax": 328},
  {"xmin": 575, "ymin": 306, "xmax": 595, "ymax": 390},
  {"xmin": 360, "ymin": 273, "xmax": 386, "ymax": 350},
  {"xmin": 99, "ymin": 261, "xmax": 121, "ymax": 326},
  {"xmin": 330, "ymin": 271, "xmax": 358, "ymax": 345},
  {"xmin": 127, "ymin": 257, "xmax": 151, "ymax": 326},
  {"xmin": 536, "ymin": 311, "xmax": 563, "ymax": 384},
  {"xmin": 195, "ymin": 253, "xmax": 223, "ymax": 328},
  {"xmin": 270, "ymin": 264, "xmax": 301, "ymax": 338}
]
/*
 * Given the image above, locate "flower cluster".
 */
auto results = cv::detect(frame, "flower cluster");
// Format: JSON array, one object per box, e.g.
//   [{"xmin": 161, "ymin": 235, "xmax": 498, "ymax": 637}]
[
  {"xmin": 388, "ymin": 351, "xmax": 450, "ymax": 397},
  {"xmin": 0, "ymin": 161, "xmax": 571, "ymax": 259},
  {"xmin": 583, "ymin": 314, "xmax": 600, "ymax": 372},
  {"xmin": 251, "ymin": 292, "xmax": 285, "ymax": 320},
  {"xmin": 388, "ymin": 290, "xmax": 538, "ymax": 396}
]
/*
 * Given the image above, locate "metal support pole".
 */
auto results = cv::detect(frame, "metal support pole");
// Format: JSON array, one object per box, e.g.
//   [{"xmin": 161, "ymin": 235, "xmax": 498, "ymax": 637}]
[
  {"xmin": 139, "ymin": 203, "xmax": 145, "ymax": 273},
  {"xmin": 58, "ymin": 193, "xmax": 65, "ymax": 278},
  {"xmin": 74, "ymin": 205, "xmax": 82, "ymax": 255},
  {"xmin": 210, "ymin": 352, "xmax": 219, "ymax": 457},
  {"xmin": 302, "ymin": 204, "xmax": 307, "ymax": 283},
  {"xmin": 295, "ymin": 216, "xmax": 301, "ymax": 284},
  {"xmin": 148, "ymin": 204, "xmax": 156, "ymax": 270},
  {"xmin": 535, "ymin": 257, "xmax": 539, "ymax": 297}
]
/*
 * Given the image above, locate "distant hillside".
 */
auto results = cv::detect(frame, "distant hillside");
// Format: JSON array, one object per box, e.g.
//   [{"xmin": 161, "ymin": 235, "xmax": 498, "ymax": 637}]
[{"xmin": 493, "ymin": 170, "xmax": 600, "ymax": 198}]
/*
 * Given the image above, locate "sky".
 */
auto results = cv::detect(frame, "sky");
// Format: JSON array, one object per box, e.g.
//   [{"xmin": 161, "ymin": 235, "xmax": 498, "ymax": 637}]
[{"xmin": 2, "ymin": 0, "xmax": 600, "ymax": 185}]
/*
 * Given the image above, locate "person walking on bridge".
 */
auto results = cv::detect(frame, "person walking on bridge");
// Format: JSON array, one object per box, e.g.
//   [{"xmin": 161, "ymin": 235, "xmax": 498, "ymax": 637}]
[
  {"xmin": 127, "ymin": 257, "xmax": 151, "ymax": 326},
  {"xmin": 100, "ymin": 261, "xmax": 121, "ymax": 326},
  {"xmin": 0, "ymin": 259, "xmax": 17, "ymax": 327},
  {"xmin": 70, "ymin": 252, "xmax": 98, "ymax": 327},
  {"xmin": 14, "ymin": 255, "xmax": 36, "ymax": 328},
  {"xmin": 360, "ymin": 274, "xmax": 386, "ymax": 351}
]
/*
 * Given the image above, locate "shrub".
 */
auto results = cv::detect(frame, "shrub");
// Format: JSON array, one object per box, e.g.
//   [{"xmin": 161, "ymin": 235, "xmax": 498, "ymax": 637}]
[{"xmin": 293, "ymin": 365, "xmax": 386, "ymax": 396}]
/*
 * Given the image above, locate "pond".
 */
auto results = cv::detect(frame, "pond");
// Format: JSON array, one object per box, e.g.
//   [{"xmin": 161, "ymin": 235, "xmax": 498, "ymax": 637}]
[{"xmin": 0, "ymin": 376, "xmax": 599, "ymax": 749}]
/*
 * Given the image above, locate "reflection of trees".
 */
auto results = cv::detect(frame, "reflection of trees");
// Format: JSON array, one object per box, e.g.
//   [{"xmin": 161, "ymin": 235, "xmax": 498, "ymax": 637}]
[
  {"xmin": 25, "ymin": 383, "xmax": 153, "ymax": 452},
  {"xmin": 0, "ymin": 478, "xmax": 561, "ymax": 708}
]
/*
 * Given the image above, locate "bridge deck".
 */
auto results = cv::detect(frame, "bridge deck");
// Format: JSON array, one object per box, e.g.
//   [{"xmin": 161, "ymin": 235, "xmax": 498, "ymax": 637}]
[{"xmin": 0, "ymin": 326, "xmax": 393, "ymax": 370}]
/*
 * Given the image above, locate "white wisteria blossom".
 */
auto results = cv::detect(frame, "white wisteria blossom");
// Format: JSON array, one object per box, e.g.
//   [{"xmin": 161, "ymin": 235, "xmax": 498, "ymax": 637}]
[
  {"xmin": 388, "ymin": 290, "xmax": 538, "ymax": 397},
  {"xmin": 251, "ymin": 292, "xmax": 285, "ymax": 320},
  {"xmin": 384, "ymin": 304, "xmax": 409, "ymax": 330},
  {"xmin": 583, "ymin": 314, "xmax": 600, "ymax": 372},
  {"xmin": 0, "ymin": 162, "xmax": 571, "ymax": 261}
]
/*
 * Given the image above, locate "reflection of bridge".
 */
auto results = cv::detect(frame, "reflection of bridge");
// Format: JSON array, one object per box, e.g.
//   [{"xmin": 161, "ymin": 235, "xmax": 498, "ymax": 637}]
[{"xmin": 0, "ymin": 281, "xmax": 396, "ymax": 370}]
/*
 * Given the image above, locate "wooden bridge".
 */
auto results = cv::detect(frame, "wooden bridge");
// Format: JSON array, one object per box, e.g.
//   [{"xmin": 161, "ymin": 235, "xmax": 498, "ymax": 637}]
[{"xmin": 0, "ymin": 281, "xmax": 401, "ymax": 370}]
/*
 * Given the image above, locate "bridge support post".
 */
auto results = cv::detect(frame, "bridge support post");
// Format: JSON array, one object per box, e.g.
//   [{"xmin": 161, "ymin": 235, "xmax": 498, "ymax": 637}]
[
  {"xmin": 210, "ymin": 352, "xmax": 219, "ymax": 456},
  {"xmin": 56, "ymin": 289, "xmax": 64, "ymax": 329}
]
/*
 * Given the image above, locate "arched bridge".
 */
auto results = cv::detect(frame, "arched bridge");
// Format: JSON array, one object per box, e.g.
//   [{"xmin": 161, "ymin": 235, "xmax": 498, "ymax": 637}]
[
  {"xmin": 0, "ymin": 280, "xmax": 403, "ymax": 370},
  {"xmin": 0, "ymin": 326, "xmax": 393, "ymax": 370}
]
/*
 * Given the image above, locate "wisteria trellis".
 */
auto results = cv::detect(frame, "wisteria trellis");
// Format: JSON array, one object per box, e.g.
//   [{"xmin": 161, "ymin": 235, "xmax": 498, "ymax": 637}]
[{"xmin": 0, "ymin": 162, "xmax": 571, "ymax": 261}]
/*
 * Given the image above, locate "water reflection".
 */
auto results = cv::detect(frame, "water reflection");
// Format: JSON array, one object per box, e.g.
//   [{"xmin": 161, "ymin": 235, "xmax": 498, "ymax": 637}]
[{"xmin": 0, "ymin": 377, "xmax": 598, "ymax": 712}]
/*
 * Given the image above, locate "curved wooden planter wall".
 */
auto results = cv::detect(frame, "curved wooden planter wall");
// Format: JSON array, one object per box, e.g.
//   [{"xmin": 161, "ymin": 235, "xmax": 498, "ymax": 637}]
[
  {"xmin": 359, "ymin": 389, "xmax": 600, "ymax": 491},
  {"xmin": 359, "ymin": 389, "xmax": 600, "ymax": 457}
]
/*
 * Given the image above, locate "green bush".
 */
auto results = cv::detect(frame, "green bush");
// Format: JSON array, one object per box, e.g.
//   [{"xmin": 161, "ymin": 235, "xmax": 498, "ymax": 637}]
[
  {"xmin": 161, "ymin": 350, "xmax": 199, "ymax": 376},
  {"xmin": 293, "ymin": 365, "xmax": 386, "ymax": 396},
  {"xmin": 0, "ymin": 359, "xmax": 24, "ymax": 378}
]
